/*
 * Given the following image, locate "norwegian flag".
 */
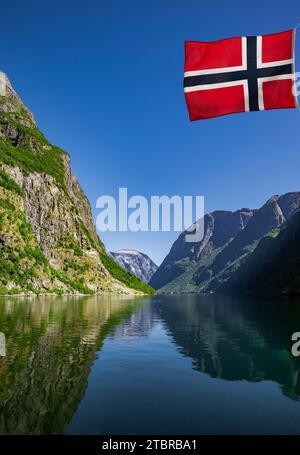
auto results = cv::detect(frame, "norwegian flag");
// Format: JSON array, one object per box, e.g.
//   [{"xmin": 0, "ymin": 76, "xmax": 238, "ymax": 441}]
[{"xmin": 184, "ymin": 29, "xmax": 297, "ymax": 121}]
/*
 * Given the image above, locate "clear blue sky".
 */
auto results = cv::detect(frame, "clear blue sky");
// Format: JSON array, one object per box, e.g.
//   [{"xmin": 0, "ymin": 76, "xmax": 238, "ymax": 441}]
[{"xmin": 1, "ymin": 0, "xmax": 299, "ymax": 264}]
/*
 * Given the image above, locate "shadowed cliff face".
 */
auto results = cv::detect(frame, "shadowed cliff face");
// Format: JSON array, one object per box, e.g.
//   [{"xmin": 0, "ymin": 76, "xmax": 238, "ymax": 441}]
[
  {"xmin": 0, "ymin": 296, "xmax": 141, "ymax": 434},
  {"xmin": 221, "ymin": 209, "xmax": 300, "ymax": 295},
  {"xmin": 150, "ymin": 193, "xmax": 300, "ymax": 294}
]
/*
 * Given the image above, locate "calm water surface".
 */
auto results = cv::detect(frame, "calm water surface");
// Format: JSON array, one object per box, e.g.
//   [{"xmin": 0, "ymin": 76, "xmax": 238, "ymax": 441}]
[{"xmin": 0, "ymin": 294, "xmax": 300, "ymax": 434}]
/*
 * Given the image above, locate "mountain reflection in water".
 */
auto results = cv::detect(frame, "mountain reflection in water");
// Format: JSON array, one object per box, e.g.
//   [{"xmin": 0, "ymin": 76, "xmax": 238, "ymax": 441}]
[{"xmin": 0, "ymin": 294, "xmax": 300, "ymax": 435}]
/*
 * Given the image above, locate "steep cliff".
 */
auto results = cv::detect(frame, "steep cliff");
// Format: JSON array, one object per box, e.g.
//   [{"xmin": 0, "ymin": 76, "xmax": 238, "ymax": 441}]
[{"xmin": 0, "ymin": 71, "xmax": 154, "ymax": 295}]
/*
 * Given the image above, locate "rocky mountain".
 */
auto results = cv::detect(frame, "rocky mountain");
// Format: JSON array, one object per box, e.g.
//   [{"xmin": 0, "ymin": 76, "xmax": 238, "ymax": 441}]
[
  {"xmin": 109, "ymin": 249, "xmax": 158, "ymax": 283},
  {"xmin": 0, "ymin": 71, "xmax": 154, "ymax": 295},
  {"xmin": 149, "ymin": 192, "xmax": 300, "ymax": 295}
]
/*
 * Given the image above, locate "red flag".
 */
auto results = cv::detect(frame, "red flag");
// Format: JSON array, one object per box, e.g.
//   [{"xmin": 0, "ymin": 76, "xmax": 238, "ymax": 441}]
[{"xmin": 184, "ymin": 30, "xmax": 297, "ymax": 121}]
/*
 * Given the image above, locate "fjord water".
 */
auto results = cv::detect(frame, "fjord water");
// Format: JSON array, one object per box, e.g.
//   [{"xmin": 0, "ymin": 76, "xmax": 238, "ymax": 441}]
[{"xmin": 1, "ymin": 295, "xmax": 300, "ymax": 434}]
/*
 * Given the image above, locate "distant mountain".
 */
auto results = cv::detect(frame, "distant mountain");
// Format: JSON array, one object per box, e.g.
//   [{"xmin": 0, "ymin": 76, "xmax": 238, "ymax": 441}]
[
  {"xmin": 149, "ymin": 192, "xmax": 300, "ymax": 295},
  {"xmin": 110, "ymin": 250, "xmax": 158, "ymax": 283}
]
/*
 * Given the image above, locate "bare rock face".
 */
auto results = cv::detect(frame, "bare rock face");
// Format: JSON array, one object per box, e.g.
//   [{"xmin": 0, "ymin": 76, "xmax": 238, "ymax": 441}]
[
  {"xmin": 110, "ymin": 250, "xmax": 158, "ymax": 283},
  {"xmin": 0, "ymin": 71, "xmax": 152, "ymax": 295}
]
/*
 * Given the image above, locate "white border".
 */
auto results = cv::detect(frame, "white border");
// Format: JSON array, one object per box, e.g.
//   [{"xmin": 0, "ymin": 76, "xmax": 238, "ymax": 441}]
[{"xmin": 184, "ymin": 37, "xmax": 247, "ymax": 77}]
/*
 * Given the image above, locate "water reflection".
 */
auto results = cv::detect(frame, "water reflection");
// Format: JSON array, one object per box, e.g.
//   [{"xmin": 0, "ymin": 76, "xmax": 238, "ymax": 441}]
[
  {"xmin": 0, "ymin": 296, "xmax": 141, "ymax": 434},
  {"xmin": 1, "ymin": 294, "xmax": 300, "ymax": 435},
  {"xmin": 113, "ymin": 300, "xmax": 156, "ymax": 338},
  {"xmin": 157, "ymin": 295, "xmax": 300, "ymax": 400}
]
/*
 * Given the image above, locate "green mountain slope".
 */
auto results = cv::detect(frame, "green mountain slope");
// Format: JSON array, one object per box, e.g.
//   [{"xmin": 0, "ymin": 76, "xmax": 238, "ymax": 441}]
[{"xmin": 0, "ymin": 71, "xmax": 154, "ymax": 295}]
